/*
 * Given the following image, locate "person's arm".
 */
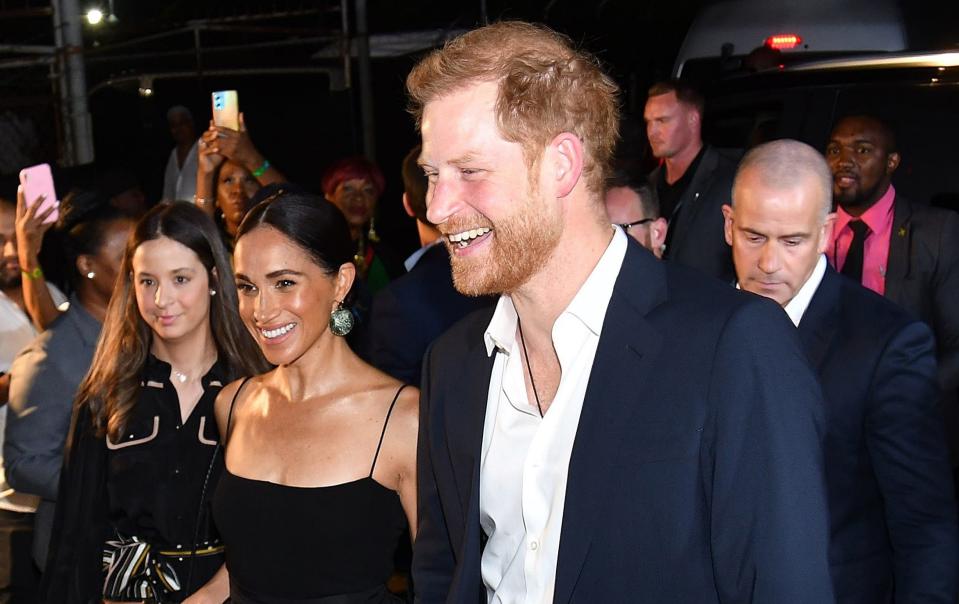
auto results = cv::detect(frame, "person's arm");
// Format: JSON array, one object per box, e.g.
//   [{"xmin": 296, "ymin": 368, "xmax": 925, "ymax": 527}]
[
  {"xmin": 182, "ymin": 563, "xmax": 229, "ymax": 604},
  {"xmin": 411, "ymin": 346, "xmax": 457, "ymax": 603},
  {"xmin": 384, "ymin": 385, "xmax": 419, "ymax": 539},
  {"xmin": 15, "ymin": 186, "xmax": 60, "ymax": 330},
  {"xmin": 207, "ymin": 113, "xmax": 286, "ymax": 186},
  {"xmin": 4, "ymin": 344, "xmax": 75, "ymax": 500},
  {"xmin": 867, "ymin": 320, "xmax": 959, "ymax": 600},
  {"xmin": 194, "ymin": 125, "xmax": 223, "ymax": 220},
  {"xmin": 706, "ymin": 298, "xmax": 835, "ymax": 603}
]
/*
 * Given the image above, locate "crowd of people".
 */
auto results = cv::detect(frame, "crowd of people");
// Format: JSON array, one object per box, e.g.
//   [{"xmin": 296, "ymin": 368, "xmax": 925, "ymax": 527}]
[{"xmin": 0, "ymin": 18, "xmax": 957, "ymax": 604}]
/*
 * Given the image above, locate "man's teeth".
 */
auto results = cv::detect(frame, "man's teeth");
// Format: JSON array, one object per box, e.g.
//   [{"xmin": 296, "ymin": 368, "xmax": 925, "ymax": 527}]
[
  {"xmin": 261, "ymin": 323, "xmax": 296, "ymax": 339},
  {"xmin": 448, "ymin": 227, "xmax": 491, "ymax": 248}
]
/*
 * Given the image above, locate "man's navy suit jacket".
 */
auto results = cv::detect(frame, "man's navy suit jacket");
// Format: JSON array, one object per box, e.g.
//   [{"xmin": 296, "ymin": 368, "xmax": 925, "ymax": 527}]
[
  {"xmin": 884, "ymin": 197, "xmax": 959, "ymax": 394},
  {"xmin": 414, "ymin": 240, "xmax": 836, "ymax": 603},
  {"xmin": 797, "ymin": 267, "xmax": 959, "ymax": 604},
  {"xmin": 882, "ymin": 197, "xmax": 959, "ymax": 467},
  {"xmin": 652, "ymin": 144, "xmax": 738, "ymax": 283},
  {"xmin": 369, "ymin": 244, "xmax": 493, "ymax": 386}
]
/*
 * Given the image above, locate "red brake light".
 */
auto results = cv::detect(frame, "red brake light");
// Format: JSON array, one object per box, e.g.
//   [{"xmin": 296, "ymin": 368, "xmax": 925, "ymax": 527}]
[{"xmin": 765, "ymin": 34, "xmax": 803, "ymax": 50}]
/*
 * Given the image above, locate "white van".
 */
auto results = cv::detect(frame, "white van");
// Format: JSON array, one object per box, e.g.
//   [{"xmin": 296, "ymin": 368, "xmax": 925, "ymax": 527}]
[{"xmin": 673, "ymin": 0, "xmax": 908, "ymax": 78}]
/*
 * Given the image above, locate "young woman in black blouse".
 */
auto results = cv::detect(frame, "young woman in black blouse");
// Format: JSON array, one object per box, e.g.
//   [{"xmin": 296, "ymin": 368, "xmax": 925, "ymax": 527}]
[{"xmin": 41, "ymin": 201, "xmax": 268, "ymax": 604}]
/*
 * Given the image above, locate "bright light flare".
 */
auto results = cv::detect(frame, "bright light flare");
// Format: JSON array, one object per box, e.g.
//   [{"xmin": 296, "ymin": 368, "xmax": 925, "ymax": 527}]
[
  {"xmin": 765, "ymin": 34, "xmax": 802, "ymax": 50},
  {"xmin": 86, "ymin": 8, "xmax": 104, "ymax": 25}
]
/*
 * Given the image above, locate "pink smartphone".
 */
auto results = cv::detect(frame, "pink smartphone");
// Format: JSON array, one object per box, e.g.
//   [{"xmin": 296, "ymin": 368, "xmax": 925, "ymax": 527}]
[
  {"xmin": 19, "ymin": 163, "xmax": 59, "ymax": 225},
  {"xmin": 211, "ymin": 90, "xmax": 239, "ymax": 130}
]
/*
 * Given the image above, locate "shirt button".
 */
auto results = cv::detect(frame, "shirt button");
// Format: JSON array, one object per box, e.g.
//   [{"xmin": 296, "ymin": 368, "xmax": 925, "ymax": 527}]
[
  {"xmin": 174, "ymin": 468, "xmax": 180, "ymax": 475},
  {"xmin": 529, "ymin": 540, "xmax": 539, "ymax": 551}
]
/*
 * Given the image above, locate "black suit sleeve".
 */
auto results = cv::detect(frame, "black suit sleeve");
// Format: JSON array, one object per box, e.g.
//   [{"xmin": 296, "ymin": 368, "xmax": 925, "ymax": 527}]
[
  {"xmin": 866, "ymin": 320, "xmax": 959, "ymax": 601},
  {"xmin": 412, "ymin": 345, "xmax": 457, "ymax": 603},
  {"xmin": 369, "ymin": 285, "xmax": 423, "ymax": 386},
  {"xmin": 39, "ymin": 403, "xmax": 109, "ymax": 604},
  {"xmin": 931, "ymin": 210, "xmax": 959, "ymax": 393},
  {"xmin": 704, "ymin": 298, "xmax": 835, "ymax": 603}
]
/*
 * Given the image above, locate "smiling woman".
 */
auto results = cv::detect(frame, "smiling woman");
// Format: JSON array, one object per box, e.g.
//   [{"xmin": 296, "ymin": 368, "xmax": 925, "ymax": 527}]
[
  {"xmin": 212, "ymin": 192, "xmax": 419, "ymax": 603},
  {"xmin": 41, "ymin": 201, "xmax": 269, "ymax": 604}
]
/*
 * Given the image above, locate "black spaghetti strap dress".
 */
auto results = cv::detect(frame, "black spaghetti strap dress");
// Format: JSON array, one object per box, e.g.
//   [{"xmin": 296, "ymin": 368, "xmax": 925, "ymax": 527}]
[{"xmin": 212, "ymin": 383, "xmax": 408, "ymax": 603}]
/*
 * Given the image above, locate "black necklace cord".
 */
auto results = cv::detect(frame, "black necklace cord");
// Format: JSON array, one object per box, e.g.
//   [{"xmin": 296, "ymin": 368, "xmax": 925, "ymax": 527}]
[{"xmin": 516, "ymin": 315, "xmax": 545, "ymax": 418}]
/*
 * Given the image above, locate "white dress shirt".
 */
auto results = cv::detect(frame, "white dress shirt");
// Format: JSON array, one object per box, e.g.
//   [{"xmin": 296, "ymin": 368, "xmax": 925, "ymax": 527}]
[
  {"xmin": 0, "ymin": 283, "xmax": 66, "ymax": 513},
  {"xmin": 479, "ymin": 227, "xmax": 627, "ymax": 603},
  {"xmin": 162, "ymin": 141, "xmax": 198, "ymax": 202},
  {"xmin": 785, "ymin": 254, "xmax": 827, "ymax": 327}
]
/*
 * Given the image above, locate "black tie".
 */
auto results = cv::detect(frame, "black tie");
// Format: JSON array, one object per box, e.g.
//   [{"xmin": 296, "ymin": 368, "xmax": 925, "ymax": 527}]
[{"xmin": 841, "ymin": 220, "xmax": 870, "ymax": 283}]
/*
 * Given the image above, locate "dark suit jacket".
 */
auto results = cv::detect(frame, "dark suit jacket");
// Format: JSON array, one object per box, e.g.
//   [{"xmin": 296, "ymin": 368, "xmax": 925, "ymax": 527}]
[
  {"xmin": 798, "ymin": 267, "xmax": 959, "ymax": 604},
  {"xmin": 652, "ymin": 144, "xmax": 738, "ymax": 283},
  {"xmin": 414, "ymin": 240, "xmax": 835, "ymax": 603},
  {"xmin": 369, "ymin": 244, "xmax": 493, "ymax": 386},
  {"xmin": 884, "ymin": 197, "xmax": 959, "ymax": 394},
  {"xmin": 879, "ymin": 196, "xmax": 959, "ymax": 466}
]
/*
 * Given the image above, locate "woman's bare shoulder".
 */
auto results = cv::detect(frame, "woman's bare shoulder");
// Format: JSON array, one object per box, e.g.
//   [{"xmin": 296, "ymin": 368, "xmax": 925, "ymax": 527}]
[{"xmin": 214, "ymin": 373, "xmax": 268, "ymax": 426}]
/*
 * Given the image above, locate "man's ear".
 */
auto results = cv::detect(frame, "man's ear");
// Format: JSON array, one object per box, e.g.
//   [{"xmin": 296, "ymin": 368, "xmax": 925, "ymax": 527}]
[
  {"xmin": 721, "ymin": 204, "xmax": 734, "ymax": 246},
  {"xmin": 548, "ymin": 132, "xmax": 584, "ymax": 199},
  {"xmin": 886, "ymin": 152, "xmax": 901, "ymax": 176},
  {"xmin": 401, "ymin": 193, "xmax": 416, "ymax": 219},
  {"xmin": 650, "ymin": 218, "xmax": 669, "ymax": 258},
  {"xmin": 818, "ymin": 212, "xmax": 837, "ymax": 254}
]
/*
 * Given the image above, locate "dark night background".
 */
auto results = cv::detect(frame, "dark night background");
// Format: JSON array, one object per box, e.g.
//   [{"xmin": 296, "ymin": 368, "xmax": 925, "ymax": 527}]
[{"xmin": 0, "ymin": 0, "xmax": 955, "ymax": 259}]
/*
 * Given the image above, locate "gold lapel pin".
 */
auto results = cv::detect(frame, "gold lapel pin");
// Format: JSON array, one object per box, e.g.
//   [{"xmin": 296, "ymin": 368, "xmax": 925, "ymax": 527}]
[{"xmin": 898, "ymin": 227, "xmax": 907, "ymax": 237}]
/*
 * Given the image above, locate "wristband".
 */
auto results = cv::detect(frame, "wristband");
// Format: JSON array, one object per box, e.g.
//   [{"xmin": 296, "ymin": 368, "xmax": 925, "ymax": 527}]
[
  {"xmin": 251, "ymin": 159, "xmax": 271, "ymax": 178},
  {"xmin": 21, "ymin": 267, "xmax": 43, "ymax": 280}
]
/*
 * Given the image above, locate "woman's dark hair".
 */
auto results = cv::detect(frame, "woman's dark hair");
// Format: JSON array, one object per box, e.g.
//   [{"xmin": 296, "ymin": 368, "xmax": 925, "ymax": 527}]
[
  {"xmin": 57, "ymin": 189, "xmax": 128, "ymax": 289},
  {"xmin": 77, "ymin": 201, "xmax": 270, "ymax": 441},
  {"xmin": 238, "ymin": 191, "xmax": 355, "ymax": 277}
]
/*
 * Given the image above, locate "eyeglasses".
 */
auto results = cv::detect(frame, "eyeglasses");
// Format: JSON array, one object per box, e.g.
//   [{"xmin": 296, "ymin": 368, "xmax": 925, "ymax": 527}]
[{"xmin": 614, "ymin": 218, "xmax": 654, "ymax": 232}]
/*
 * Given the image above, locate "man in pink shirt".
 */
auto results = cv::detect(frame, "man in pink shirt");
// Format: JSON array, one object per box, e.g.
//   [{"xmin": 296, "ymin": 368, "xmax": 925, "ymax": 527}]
[
  {"xmin": 826, "ymin": 114, "xmax": 959, "ymax": 487},
  {"xmin": 826, "ymin": 116, "xmax": 897, "ymax": 295}
]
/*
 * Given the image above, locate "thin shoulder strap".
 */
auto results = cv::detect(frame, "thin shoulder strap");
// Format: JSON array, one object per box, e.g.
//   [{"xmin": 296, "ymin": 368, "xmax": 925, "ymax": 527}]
[
  {"xmin": 369, "ymin": 384, "xmax": 408, "ymax": 477},
  {"xmin": 224, "ymin": 376, "xmax": 253, "ymax": 446}
]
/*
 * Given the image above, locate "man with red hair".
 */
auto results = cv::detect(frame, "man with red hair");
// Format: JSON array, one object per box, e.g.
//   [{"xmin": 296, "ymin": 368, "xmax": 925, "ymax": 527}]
[{"xmin": 409, "ymin": 21, "xmax": 833, "ymax": 603}]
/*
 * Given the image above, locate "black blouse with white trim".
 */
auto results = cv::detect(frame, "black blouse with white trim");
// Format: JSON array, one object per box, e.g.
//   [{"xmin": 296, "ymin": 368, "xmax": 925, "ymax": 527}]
[{"xmin": 105, "ymin": 353, "xmax": 226, "ymax": 551}]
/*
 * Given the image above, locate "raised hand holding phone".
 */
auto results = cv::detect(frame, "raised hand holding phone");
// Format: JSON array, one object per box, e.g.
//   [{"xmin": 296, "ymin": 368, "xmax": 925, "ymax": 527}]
[
  {"xmin": 211, "ymin": 90, "xmax": 239, "ymax": 131},
  {"xmin": 15, "ymin": 182, "xmax": 57, "ymax": 273},
  {"xmin": 14, "ymin": 178, "xmax": 64, "ymax": 330},
  {"xmin": 19, "ymin": 163, "xmax": 59, "ymax": 225}
]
